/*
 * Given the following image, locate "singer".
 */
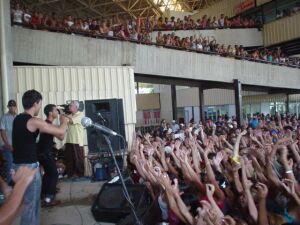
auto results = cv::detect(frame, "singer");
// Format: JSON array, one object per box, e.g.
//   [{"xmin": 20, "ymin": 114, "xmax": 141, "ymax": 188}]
[{"xmin": 64, "ymin": 101, "xmax": 85, "ymax": 178}]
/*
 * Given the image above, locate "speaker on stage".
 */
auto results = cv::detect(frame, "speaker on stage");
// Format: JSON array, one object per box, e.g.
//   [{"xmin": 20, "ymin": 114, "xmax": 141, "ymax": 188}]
[
  {"xmin": 91, "ymin": 183, "xmax": 151, "ymax": 223},
  {"xmin": 85, "ymin": 99, "xmax": 126, "ymax": 154}
]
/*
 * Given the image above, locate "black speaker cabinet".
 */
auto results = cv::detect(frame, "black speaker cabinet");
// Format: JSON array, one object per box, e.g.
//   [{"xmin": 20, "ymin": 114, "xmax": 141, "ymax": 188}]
[
  {"xmin": 91, "ymin": 183, "xmax": 150, "ymax": 223},
  {"xmin": 85, "ymin": 99, "xmax": 126, "ymax": 153}
]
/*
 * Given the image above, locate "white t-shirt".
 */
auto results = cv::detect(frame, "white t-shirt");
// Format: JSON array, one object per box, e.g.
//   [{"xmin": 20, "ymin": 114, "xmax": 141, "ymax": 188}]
[
  {"xmin": 219, "ymin": 18, "xmax": 224, "ymax": 27},
  {"xmin": 67, "ymin": 21, "xmax": 74, "ymax": 27},
  {"xmin": 23, "ymin": 13, "xmax": 31, "ymax": 23},
  {"xmin": 13, "ymin": 10, "xmax": 23, "ymax": 23},
  {"xmin": 197, "ymin": 43, "xmax": 203, "ymax": 50}
]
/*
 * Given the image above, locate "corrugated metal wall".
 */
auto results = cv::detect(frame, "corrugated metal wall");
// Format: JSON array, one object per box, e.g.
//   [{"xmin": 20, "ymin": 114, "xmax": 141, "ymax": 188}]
[
  {"xmin": 13, "ymin": 66, "xmax": 136, "ymax": 151},
  {"xmin": 263, "ymin": 13, "xmax": 300, "ymax": 46}
]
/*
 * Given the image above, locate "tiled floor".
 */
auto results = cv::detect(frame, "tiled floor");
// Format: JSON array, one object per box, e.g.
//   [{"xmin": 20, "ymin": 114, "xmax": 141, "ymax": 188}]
[{"xmin": 13, "ymin": 179, "xmax": 115, "ymax": 225}]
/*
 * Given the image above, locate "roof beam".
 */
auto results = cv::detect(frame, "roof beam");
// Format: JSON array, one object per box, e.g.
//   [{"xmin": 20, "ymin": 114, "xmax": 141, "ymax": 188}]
[
  {"xmin": 112, "ymin": 0, "xmax": 137, "ymax": 18},
  {"xmin": 74, "ymin": 0, "xmax": 105, "ymax": 17}
]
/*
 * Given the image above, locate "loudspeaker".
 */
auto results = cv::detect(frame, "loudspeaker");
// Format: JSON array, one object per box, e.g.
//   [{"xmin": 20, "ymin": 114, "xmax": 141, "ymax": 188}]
[
  {"xmin": 85, "ymin": 99, "xmax": 126, "ymax": 153},
  {"xmin": 91, "ymin": 183, "xmax": 151, "ymax": 223}
]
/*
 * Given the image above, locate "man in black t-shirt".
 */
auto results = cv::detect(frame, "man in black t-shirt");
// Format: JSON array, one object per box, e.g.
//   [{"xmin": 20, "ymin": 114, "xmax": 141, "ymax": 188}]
[
  {"xmin": 38, "ymin": 104, "xmax": 60, "ymax": 207},
  {"xmin": 12, "ymin": 90, "xmax": 69, "ymax": 225}
]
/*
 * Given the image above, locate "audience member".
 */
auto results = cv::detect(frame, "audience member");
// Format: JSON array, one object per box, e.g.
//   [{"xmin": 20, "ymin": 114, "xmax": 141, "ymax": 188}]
[{"xmin": 0, "ymin": 100, "xmax": 17, "ymax": 185}]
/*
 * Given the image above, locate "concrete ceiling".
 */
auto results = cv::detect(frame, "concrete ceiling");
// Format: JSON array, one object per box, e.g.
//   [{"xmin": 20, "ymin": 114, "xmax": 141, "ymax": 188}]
[{"xmin": 20, "ymin": 0, "xmax": 222, "ymax": 19}]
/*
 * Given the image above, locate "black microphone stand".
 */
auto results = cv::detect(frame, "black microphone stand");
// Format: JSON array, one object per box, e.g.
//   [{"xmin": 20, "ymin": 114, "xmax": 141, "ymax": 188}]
[{"xmin": 102, "ymin": 134, "xmax": 142, "ymax": 225}]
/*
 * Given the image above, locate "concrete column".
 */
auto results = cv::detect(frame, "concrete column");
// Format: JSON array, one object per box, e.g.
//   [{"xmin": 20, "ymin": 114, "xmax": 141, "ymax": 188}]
[
  {"xmin": 171, "ymin": 85, "xmax": 177, "ymax": 120},
  {"xmin": 234, "ymin": 79, "xmax": 243, "ymax": 126},
  {"xmin": 199, "ymin": 87, "xmax": 205, "ymax": 124},
  {"xmin": 0, "ymin": 0, "xmax": 14, "ymax": 114},
  {"xmin": 286, "ymin": 94, "xmax": 290, "ymax": 113}
]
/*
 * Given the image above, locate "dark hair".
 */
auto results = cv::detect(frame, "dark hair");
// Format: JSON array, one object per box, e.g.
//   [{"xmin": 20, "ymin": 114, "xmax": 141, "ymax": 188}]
[
  {"xmin": 44, "ymin": 104, "xmax": 56, "ymax": 117},
  {"xmin": 22, "ymin": 90, "xmax": 42, "ymax": 110}
]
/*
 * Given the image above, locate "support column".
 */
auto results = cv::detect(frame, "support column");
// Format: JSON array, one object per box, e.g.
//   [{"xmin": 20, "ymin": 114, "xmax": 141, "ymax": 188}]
[
  {"xmin": 199, "ymin": 87, "xmax": 205, "ymax": 124},
  {"xmin": 234, "ymin": 79, "xmax": 243, "ymax": 126},
  {"xmin": 0, "ymin": 0, "xmax": 14, "ymax": 114},
  {"xmin": 171, "ymin": 85, "xmax": 177, "ymax": 120},
  {"xmin": 286, "ymin": 94, "xmax": 290, "ymax": 113}
]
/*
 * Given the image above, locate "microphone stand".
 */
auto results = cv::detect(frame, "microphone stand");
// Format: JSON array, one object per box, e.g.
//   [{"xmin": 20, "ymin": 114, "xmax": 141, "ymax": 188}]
[{"xmin": 102, "ymin": 134, "xmax": 142, "ymax": 225}]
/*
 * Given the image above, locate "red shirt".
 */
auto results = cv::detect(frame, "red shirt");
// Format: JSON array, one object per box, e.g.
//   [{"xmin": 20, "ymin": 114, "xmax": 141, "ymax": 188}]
[{"xmin": 31, "ymin": 16, "xmax": 40, "ymax": 25}]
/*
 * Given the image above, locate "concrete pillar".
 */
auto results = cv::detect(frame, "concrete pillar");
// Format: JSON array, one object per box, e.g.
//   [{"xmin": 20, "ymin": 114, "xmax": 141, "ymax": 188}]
[
  {"xmin": 0, "ymin": 0, "xmax": 14, "ymax": 114},
  {"xmin": 286, "ymin": 94, "xmax": 290, "ymax": 113},
  {"xmin": 171, "ymin": 85, "xmax": 177, "ymax": 120},
  {"xmin": 234, "ymin": 79, "xmax": 243, "ymax": 126},
  {"xmin": 199, "ymin": 87, "xmax": 205, "ymax": 124}
]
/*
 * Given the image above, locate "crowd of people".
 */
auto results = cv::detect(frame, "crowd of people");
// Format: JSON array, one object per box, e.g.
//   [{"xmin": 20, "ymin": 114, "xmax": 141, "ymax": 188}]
[
  {"xmin": 10, "ymin": 2, "xmax": 300, "ymax": 68},
  {"xmin": 155, "ymin": 32, "xmax": 300, "ymax": 66},
  {"xmin": 129, "ymin": 114, "xmax": 300, "ymax": 224}
]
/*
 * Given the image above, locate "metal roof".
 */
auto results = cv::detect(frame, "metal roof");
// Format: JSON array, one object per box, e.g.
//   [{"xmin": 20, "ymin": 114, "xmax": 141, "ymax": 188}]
[{"xmin": 19, "ymin": 0, "xmax": 222, "ymax": 19}]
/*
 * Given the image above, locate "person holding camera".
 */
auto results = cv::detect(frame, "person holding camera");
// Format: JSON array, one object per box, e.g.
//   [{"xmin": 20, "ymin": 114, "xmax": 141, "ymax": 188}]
[
  {"xmin": 64, "ymin": 100, "xmax": 85, "ymax": 178},
  {"xmin": 38, "ymin": 104, "xmax": 62, "ymax": 207}
]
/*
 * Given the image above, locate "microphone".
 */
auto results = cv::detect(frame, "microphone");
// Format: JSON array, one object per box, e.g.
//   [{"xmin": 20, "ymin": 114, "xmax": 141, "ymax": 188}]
[
  {"xmin": 81, "ymin": 117, "xmax": 117, "ymax": 136},
  {"xmin": 96, "ymin": 112, "xmax": 106, "ymax": 122}
]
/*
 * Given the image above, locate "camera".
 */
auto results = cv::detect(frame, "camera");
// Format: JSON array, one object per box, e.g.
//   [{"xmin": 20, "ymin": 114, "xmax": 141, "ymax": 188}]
[{"xmin": 58, "ymin": 100, "xmax": 84, "ymax": 115}]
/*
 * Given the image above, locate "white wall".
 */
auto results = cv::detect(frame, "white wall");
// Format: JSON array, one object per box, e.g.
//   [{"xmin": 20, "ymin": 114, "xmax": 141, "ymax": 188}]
[{"xmin": 13, "ymin": 27, "xmax": 300, "ymax": 90}]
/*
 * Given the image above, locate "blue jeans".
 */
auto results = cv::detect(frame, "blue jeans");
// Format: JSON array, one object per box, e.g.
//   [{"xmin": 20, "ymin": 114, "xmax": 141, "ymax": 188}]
[
  {"xmin": 13, "ymin": 162, "xmax": 41, "ymax": 225},
  {"xmin": 2, "ymin": 145, "xmax": 13, "ymax": 184}
]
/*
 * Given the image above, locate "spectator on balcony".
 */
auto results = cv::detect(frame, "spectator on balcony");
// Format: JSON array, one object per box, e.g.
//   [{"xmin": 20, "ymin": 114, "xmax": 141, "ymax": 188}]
[
  {"xmin": 224, "ymin": 16, "xmax": 231, "ymax": 27},
  {"xmin": 65, "ymin": 15, "xmax": 74, "ymax": 28},
  {"xmin": 11, "ymin": 3, "xmax": 23, "ymax": 24},
  {"xmin": 82, "ymin": 20, "xmax": 89, "ymax": 31},
  {"xmin": 156, "ymin": 31, "xmax": 164, "ymax": 45},
  {"xmin": 211, "ymin": 16, "xmax": 219, "ymax": 28},
  {"xmin": 267, "ymin": 51, "xmax": 273, "ymax": 62},
  {"xmin": 117, "ymin": 24, "xmax": 129, "ymax": 39},
  {"xmin": 218, "ymin": 14, "xmax": 225, "ymax": 27},
  {"xmin": 89, "ymin": 19, "xmax": 99, "ymax": 34},
  {"xmin": 48, "ymin": 12, "xmax": 58, "ymax": 28},
  {"xmin": 31, "ymin": 11, "xmax": 41, "ymax": 29},
  {"xmin": 99, "ymin": 21, "xmax": 109, "ymax": 35},
  {"xmin": 41, "ymin": 13, "xmax": 49, "ymax": 28},
  {"xmin": 201, "ymin": 15, "xmax": 208, "ymax": 28},
  {"xmin": 130, "ymin": 28, "xmax": 138, "ymax": 41},
  {"xmin": 156, "ymin": 17, "xmax": 163, "ymax": 29},
  {"xmin": 23, "ymin": 8, "xmax": 31, "ymax": 25}
]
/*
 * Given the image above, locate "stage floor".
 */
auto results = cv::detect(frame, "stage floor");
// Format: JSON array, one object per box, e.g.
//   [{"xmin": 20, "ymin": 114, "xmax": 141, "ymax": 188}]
[{"xmin": 13, "ymin": 179, "xmax": 115, "ymax": 225}]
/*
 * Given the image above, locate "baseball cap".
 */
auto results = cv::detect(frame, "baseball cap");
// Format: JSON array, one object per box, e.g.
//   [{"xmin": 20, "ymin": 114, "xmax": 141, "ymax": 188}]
[{"xmin": 7, "ymin": 100, "xmax": 16, "ymax": 107}]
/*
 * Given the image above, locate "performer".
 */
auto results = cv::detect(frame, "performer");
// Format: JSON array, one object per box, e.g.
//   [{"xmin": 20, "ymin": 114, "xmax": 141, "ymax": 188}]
[
  {"xmin": 38, "ymin": 104, "xmax": 61, "ymax": 207},
  {"xmin": 12, "ymin": 90, "xmax": 69, "ymax": 225},
  {"xmin": 64, "ymin": 100, "xmax": 85, "ymax": 178}
]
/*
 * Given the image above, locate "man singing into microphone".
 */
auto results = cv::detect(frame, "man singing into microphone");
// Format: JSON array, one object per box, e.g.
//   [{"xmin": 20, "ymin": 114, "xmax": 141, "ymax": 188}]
[{"xmin": 64, "ymin": 100, "xmax": 85, "ymax": 178}]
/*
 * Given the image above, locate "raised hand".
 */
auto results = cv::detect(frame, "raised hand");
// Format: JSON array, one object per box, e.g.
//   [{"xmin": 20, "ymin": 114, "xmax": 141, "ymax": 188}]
[
  {"xmin": 206, "ymin": 183, "xmax": 215, "ymax": 198},
  {"xmin": 255, "ymin": 182, "xmax": 268, "ymax": 199},
  {"xmin": 212, "ymin": 151, "xmax": 224, "ymax": 167},
  {"xmin": 282, "ymin": 179, "xmax": 295, "ymax": 196}
]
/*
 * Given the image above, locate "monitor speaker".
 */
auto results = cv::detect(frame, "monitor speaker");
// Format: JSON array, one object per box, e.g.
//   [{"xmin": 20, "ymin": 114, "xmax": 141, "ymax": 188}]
[
  {"xmin": 85, "ymin": 99, "xmax": 126, "ymax": 153},
  {"xmin": 91, "ymin": 183, "xmax": 151, "ymax": 223}
]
